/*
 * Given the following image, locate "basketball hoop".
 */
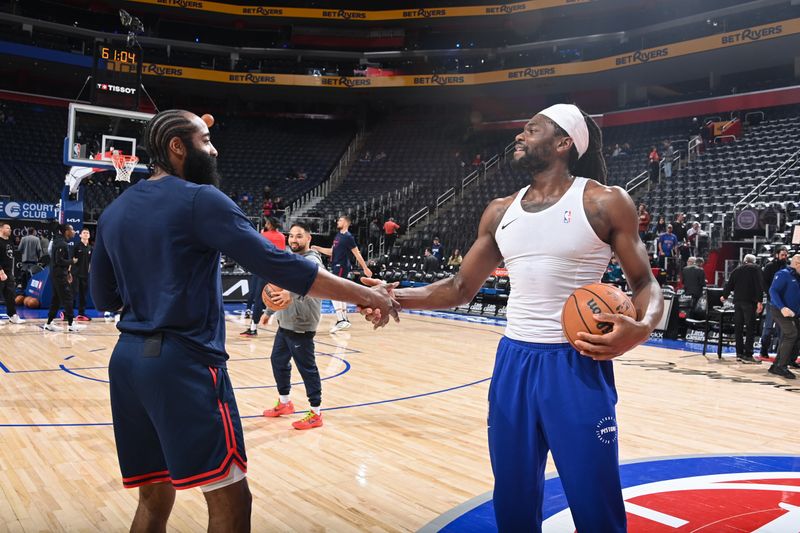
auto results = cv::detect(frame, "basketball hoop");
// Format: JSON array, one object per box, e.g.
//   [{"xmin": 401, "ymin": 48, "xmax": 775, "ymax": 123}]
[{"xmin": 111, "ymin": 153, "xmax": 139, "ymax": 182}]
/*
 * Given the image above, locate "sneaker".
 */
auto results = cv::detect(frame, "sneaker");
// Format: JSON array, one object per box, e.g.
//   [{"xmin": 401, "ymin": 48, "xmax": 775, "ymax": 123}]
[
  {"xmin": 768, "ymin": 366, "xmax": 796, "ymax": 379},
  {"xmin": 737, "ymin": 355, "xmax": 760, "ymax": 364},
  {"xmin": 263, "ymin": 400, "xmax": 295, "ymax": 418},
  {"xmin": 292, "ymin": 411, "xmax": 323, "ymax": 430},
  {"xmin": 329, "ymin": 320, "xmax": 351, "ymax": 333},
  {"xmin": 8, "ymin": 315, "xmax": 25, "ymax": 324},
  {"xmin": 43, "ymin": 323, "xmax": 62, "ymax": 332},
  {"xmin": 789, "ymin": 361, "xmax": 800, "ymax": 369},
  {"xmin": 67, "ymin": 324, "xmax": 86, "ymax": 333},
  {"xmin": 76, "ymin": 315, "xmax": 92, "ymax": 322},
  {"xmin": 239, "ymin": 329, "xmax": 257, "ymax": 337}
]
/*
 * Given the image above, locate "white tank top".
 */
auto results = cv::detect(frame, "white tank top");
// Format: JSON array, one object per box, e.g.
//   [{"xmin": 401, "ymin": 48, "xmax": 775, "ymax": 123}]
[{"xmin": 495, "ymin": 177, "xmax": 612, "ymax": 343}]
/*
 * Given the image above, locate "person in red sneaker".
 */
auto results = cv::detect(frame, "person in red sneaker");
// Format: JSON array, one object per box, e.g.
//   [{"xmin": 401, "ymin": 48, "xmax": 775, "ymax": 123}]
[
  {"xmin": 262, "ymin": 222, "xmax": 324, "ymax": 429},
  {"xmin": 292, "ymin": 410, "xmax": 322, "ymax": 430}
]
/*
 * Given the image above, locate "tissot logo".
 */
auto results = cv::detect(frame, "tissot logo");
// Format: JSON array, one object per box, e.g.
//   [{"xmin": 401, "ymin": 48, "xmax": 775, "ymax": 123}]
[
  {"xmin": 722, "ymin": 25, "xmax": 783, "ymax": 44},
  {"xmin": 146, "ymin": 64, "xmax": 183, "ymax": 76},
  {"xmin": 615, "ymin": 47, "xmax": 669, "ymax": 66},
  {"xmin": 96, "ymin": 83, "xmax": 137, "ymax": 94}
]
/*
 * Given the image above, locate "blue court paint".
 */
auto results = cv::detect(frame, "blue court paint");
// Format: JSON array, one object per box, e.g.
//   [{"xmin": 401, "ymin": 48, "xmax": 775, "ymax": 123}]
[
  {"xmin": 59, "ymin": 364, "xmax": 109, "ymax": 384},
  {"xmin": 241, "ymin": 376, "xmax": 492, "ymax": 417},
  {"xmin": 0, "ymin": 305, "xmax": 746, "ymax": 429},
  {"xmin": 0, "ymin": 375, "xmax": 491, "ymax": 428},
  {"xmin": 56, "ymin": 352, "xmax": 351, "ymax": 388},
  {"xmin": 433, "ymin": 455, "xmax": 800, "ymax": 532}
]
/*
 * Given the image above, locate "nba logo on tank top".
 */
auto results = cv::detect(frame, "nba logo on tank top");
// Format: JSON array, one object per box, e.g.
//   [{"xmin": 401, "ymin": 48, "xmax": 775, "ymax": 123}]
[{"xmin": 494, "ymin": 177, "xmax": 612, "ymax": 343}]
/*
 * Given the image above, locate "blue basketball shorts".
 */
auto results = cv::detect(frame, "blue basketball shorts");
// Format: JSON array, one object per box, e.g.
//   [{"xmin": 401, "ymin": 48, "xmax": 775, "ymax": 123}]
[
  {"xmin": 488, "ymin": 336, "xmax": 626, "ymax": 532},
  {"xmin": 108, "ymin": 333, "xmax": 247, "ymax": 490}
]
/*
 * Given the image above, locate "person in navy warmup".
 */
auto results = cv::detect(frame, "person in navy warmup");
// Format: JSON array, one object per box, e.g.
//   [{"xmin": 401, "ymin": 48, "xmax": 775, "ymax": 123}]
[
  {"xmin": 312, "ymin": 215, "xmax": 372, "ymax": 333},
  {"xmin": 363, "ymin": 104, "xmax": 663, "ymax": 531},
  {"xmin": 90, "ymin": 109, "xmax": 398, "ymax": 533}
]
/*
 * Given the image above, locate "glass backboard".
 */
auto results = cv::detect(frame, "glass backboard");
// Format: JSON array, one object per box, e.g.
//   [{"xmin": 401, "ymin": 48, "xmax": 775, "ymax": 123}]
[{"xmin": 64, "ymin": 103, "xmax": 153, "ymax": 173}]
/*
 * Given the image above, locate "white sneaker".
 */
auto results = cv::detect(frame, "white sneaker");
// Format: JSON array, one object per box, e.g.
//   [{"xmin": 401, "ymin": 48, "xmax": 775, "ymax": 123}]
[
  {"xmin": 67, "ymin": 324, "xmax": 86, "ymax": 333},
  {"xmin": 8, "ymin": 315, "xmax": 25, "ymax": 324},
  {"xmin": 329, "ymin": 320, "xmax": 351, "ymax": 333},
  {"xmin": 43, "ymin": 323, "xmax": 62, "ymax": 332}
]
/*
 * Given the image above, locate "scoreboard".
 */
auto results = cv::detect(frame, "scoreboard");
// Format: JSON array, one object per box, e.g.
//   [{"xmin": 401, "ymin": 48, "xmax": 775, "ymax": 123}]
[{"xmin": 92, "ymin": 43, "xmax": 142, "ymax": 110}]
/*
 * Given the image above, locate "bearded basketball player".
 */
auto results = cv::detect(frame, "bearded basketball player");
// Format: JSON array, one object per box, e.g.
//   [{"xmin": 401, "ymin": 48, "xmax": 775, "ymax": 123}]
[
  {"xmin": 91, "ymin": 109, "xmax": 398, "ymax": 532},
  {"xmin": 364, "ymin": 104, "xmax": 663, "ymax": 530}
]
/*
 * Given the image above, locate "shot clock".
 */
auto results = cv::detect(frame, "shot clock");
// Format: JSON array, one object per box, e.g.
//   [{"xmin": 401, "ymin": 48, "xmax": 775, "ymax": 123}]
[{"xmin": 92, "ymin": 42, "xmax": 143, "ymax": 110}]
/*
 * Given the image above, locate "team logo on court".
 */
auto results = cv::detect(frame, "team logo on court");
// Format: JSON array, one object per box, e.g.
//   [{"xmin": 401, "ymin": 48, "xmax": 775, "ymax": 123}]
[
  {"xmin": 435, "ymin": 455, "xmax": 800, "ymax": 532},
  {"xmin": 595, "ymin": 416, "xmax": 617, "ymax": 443},
  {"xmin": 562, "ymin": 210, "xmax": 572, "ymax": 223},
  {"xmin": 542, "ymin": 459, "xmax": 800, "ymax": 531}
]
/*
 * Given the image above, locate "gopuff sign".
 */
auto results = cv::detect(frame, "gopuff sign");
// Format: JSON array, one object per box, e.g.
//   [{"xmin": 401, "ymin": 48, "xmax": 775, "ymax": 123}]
[{"xmin": 0, "ymin": 200, "xmax": 57, "ymax": 220}]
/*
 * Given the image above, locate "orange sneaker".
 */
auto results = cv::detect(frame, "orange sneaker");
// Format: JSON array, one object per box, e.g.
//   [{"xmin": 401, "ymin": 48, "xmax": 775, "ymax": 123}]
[
  {"xmin": 292, "ymin": 411, "xmax": 323, "ymax": 430},
  {"xmin": 263, "ymin": 400, "xmax": 295, "ymax": 418}
]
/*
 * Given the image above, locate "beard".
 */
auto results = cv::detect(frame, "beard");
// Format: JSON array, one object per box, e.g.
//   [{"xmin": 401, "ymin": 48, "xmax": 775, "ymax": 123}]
[
  {"xmin": 183, "ymin": 143, "xmax": 221, "ymax": 188},
  {"xmin": 510, "ymin": 144, "xmax": 552, "ymax": 175}
]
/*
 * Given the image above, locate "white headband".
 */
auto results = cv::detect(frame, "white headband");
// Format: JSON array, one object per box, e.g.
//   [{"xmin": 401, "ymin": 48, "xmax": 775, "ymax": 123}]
[{"xmin": 538, "ymin": 104, "xmax": 589, "ymax": 159}]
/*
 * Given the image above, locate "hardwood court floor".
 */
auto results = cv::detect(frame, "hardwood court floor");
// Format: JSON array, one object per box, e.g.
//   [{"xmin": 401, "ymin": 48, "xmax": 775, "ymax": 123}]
[{"xmin": 1, "ymin": 311, "xmax": 799, "ymax": 532}]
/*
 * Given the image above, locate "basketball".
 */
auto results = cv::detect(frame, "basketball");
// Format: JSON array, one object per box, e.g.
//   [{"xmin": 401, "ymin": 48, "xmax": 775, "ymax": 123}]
[
  {"xmin": 24, "ymin": 297, "xmax": 40, "ymax": 309},
  {"xmin": 14, "ymin": 295, "xmax": 24, "ymax": 305},
  {"xmin": 262, "ymin": 283, "xmax": 291, "ymax": 312},
  {"xmin": 201, "ymin": 113, "xmax": 215, "ymax": 127},
  {"xmin": 561, "ymin": 283, "xmax": 637, "ymax": 349}
]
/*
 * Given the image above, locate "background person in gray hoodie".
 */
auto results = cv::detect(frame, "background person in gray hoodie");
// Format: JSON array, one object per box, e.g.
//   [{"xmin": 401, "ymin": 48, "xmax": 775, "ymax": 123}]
[{"xmin": 262, "ymin": 221, "xmax": 326, "ymax": 430}]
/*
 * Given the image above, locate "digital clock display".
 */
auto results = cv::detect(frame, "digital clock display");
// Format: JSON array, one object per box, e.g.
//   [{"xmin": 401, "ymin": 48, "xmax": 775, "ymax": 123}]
[{"xmin": 99, "ymin": 47, "xmax": 137, "ymax": 64}]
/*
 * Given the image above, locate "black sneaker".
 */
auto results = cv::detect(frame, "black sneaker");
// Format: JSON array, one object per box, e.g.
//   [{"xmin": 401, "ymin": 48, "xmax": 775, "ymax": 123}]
[
  {"xmin": 789, "ymin": 361, "xmax": 800, "ymax": 369},
  {"xmin": 768, "ymin": 366, "xmax": 796, "ymax": 379},
  {"xmin": 737, "ymin": 355, "xmax": 761, "ymax": 364},
  {"xmin": 239, "ymin": 329, "xmax": 257, "ymax": 337}
]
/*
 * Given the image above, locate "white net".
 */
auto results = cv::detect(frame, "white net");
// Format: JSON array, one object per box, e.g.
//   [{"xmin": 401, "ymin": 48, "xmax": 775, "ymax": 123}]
[{"xmin": 112, "ymin": 155, "xmax": 139, "ymax": 183}]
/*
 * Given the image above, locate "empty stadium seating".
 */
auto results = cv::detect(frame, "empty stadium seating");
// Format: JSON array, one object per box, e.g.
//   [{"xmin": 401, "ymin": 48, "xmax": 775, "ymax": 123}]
[
  {"xmin": 0, "ymin": 100, "xmax": 355, "ymax": 221},
  {"xmin": 640, "ymin": 105, "xmax": 800, "ymax": 226}
]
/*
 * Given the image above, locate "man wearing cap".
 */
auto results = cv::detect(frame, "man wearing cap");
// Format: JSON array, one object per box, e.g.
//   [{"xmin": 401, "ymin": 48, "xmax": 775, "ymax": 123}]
[{"xmin": 362, "ymin": 103, "xmax": 662, "ymax": 531}]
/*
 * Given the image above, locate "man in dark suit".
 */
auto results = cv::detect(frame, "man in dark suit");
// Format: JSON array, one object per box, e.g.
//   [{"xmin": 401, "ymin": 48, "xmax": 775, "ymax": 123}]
[
  {"xmin": 681, "ymin": 256, "xmax": 706, "ymax": 307},
  {"xmin": 721, "ymin": 254, "xmax": 765, "ymax": 364}
]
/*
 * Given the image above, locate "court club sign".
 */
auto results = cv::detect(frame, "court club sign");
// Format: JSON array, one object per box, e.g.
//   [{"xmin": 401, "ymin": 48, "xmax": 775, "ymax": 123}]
[{"xmin": 0, "ymin": 200, "xmax": 57, "ymax": 221}]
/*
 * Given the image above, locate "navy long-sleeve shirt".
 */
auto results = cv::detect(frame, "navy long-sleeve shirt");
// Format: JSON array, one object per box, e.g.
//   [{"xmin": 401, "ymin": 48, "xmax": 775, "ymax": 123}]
[
  {"xmin": 769, "ymin": 267, "xmax": 800, "ymax": 316},
  {"xmin": 90, "ymin": 175, "xmax": 319, "ymax": 366}
]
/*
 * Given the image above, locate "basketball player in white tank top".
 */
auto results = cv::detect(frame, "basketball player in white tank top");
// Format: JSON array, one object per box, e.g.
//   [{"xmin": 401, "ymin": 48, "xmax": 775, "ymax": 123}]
[{"xmin": 363, "ymin": 104, "xmax": 663, "ymax": 530}]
